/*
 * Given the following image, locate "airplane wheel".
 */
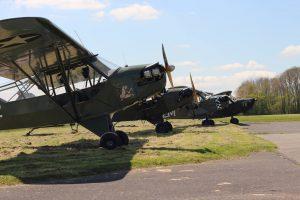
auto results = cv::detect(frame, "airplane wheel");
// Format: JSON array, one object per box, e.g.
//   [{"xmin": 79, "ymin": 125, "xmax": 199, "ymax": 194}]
[
  {"xmin": 209, "ymin": 119, "xmax": 215, "ymax": 126},
  {"xmin": 116, "ymin": 130, "xmax": 129, "ymax": 146},
  {"xmin": 230, "ymin": 117, "xmax": 239, "ymax": 124},
  {"xmin": 202, "ymin": 119, "xmax": 210, "ymax": 126},
  {"xmin": 100, "ymin": 132, "xmax": 121, "ymax": 150},
  {"xmin": 164, "ymin": 121, "xmax": 173, "ymax": 132},
  {"xmin": 155, "ymin": 122, "xmax": 172, "ymax": 133}
]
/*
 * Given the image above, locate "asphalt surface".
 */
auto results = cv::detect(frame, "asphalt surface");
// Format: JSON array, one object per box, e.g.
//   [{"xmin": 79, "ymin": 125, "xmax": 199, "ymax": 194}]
[
  {"xmin": 243, "ymin": 121, "xmax": 300, "ymax": 163},
  {"xmin": 1, "ymin": 152, "xmax": 300, "ymax": 200},
  {"xmin": 244, "ymin": 121, "xmax": 300, "ymax": 135},
  {"xmin": 1, "ymin": 122, "xmax": 300, "ymax": 200}
]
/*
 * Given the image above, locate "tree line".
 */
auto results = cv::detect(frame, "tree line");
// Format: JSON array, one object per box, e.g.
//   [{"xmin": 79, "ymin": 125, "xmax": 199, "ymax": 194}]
[{"xmin": 236, "ymin": 67, "xmax": 300, "ymax": 115}]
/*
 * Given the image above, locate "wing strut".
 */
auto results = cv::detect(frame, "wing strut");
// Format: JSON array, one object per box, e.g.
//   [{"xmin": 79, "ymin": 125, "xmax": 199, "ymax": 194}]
[{"xmin": 54, "ymin": 47, "xmax": 80, "ymax": 121}]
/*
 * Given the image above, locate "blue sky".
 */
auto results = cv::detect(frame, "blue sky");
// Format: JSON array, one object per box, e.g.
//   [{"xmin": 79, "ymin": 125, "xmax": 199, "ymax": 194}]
[{"xmin": 1, "ymin": 0, "xmax": 300, "ymax": 92}]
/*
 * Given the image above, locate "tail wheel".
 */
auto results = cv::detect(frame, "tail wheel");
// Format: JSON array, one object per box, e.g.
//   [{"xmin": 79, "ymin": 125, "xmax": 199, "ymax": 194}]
[
  {"xmin": 116, "ymin": 130, "xmax": 129, "ymax": 146},
  {"xmin": 100, "ymin": 132, "xmax": 120, "ymax": 150}
]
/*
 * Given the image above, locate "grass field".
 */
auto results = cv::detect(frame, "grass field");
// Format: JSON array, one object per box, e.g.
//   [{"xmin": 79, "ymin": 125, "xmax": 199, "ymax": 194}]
[
  {"xmin": 0, "ymin": 119, "xmax": 276, "ymax": 185},
  {"xmin": 219, "ymin": 114, "xmax": 300, "ymax": 123}
]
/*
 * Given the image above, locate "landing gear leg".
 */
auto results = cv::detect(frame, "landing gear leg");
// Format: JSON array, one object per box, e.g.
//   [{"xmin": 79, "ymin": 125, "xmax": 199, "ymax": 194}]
[
  {"xmin": 80, "ymin": 115, "xmax": 129, "ymax": 150},
  {"xmin": 155, "ymin": 121, "xmax": 173, "ymax": 134},
  {"xmin": 230, "ymin": 116, "xmax": 239, "ymax": 124}
]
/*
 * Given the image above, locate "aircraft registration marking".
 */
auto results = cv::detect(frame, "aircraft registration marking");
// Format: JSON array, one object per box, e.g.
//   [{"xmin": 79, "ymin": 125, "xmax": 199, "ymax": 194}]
[{"xmin": 163, "ymin": 110, "xmax": 176, "ymax": 118}]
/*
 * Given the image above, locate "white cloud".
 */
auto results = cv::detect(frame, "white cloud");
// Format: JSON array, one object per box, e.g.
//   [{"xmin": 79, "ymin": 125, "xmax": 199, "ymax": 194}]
[
  {"xmin": 15, "ymin": 0, "xmax": 107, "ymax": 10},
  {"xmin": 219, "ymin": 63, "xmax": 243, "ymax": 71},
  {"xmin": 218, "ymin": 60, "xmax": 265, "ymax": 71},
  {"xmin": 175, "ymin": 61, "xmax": 202, "ymax": 72},
  {"xmin": 95, "ymin": 11, "xmax": 105, "ymax": 19},
  {"xmin": 109, "ymin": 4, "xmax": 160, "ymax": 21},
  {"xmin": 281, "ymin": 45, "xmax": 300, "ymax": 57},
  {"xmin": 169, "ymin": 70, "xmax": 276, "ymax": 93}
]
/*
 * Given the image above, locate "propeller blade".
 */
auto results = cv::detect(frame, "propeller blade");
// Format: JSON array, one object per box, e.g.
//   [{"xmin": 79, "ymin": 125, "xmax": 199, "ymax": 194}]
[
  {"xmin": 167, "ymin": 71, "xmax": 174, "ymax": 88},
  {"xmin": 162, "ymin": 44, "xmax": 174, "ymax": 87},
  {"xmin": 162, "ymin": 44, "xmax": 169, "ymax": 70},
  {"xmin": 190, "ymin": 73, "xmax": 199, "ymax": 103}
]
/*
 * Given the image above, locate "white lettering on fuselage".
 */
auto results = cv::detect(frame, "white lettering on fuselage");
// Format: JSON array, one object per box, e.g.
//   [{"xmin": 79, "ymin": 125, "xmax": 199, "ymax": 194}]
[{"xmin": 163, "ymin": 110, "xmax": 176, "ymax": 119}]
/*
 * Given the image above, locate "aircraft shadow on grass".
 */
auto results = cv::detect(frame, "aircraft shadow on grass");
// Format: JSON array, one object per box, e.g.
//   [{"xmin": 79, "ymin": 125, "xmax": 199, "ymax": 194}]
[
  {"xmin": 128, "ymin": 124, "xmax": 191, "ymax": 138},
  {"xmin": 129, "ymin": 122, "xmax": 229, "ymax": 138},
  {"xmin": 0, "ymin": 137, "xmax": 147, "ymax": 185},
  {"xmin": 0, "ymin": 124, "xmax": 218, "ymax": 185}
]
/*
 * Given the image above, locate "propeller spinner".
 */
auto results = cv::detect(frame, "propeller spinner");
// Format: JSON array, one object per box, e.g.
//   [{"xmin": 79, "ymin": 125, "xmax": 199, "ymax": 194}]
[{"xmin": 162, "ymin": 44, "xmax": 175, "ymax": 88}]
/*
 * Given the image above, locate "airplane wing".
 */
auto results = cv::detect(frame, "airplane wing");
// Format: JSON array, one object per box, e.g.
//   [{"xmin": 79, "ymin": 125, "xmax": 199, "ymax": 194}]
[
  {"xmin": 0, "ymin": 17, "xmax": 110, "ymax": 88},
  {"xmin": 214, "ymin": 91, "xmax": 232, "ymax": 96}
]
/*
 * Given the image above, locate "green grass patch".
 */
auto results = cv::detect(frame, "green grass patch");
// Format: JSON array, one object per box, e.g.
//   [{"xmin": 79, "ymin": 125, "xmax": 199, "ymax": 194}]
[
  {"xmin": 219, "ymin": 114, "xmax": 300, "ymax": 123},
  {"xmin": 0, "ymin": 119, "xmax": 276, "ymax": 185}
]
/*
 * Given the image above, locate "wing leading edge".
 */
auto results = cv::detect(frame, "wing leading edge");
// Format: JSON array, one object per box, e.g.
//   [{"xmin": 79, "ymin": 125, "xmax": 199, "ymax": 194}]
[{"xmin": 0, "ymin": 17, "xmax": 110, "ymax": 87}]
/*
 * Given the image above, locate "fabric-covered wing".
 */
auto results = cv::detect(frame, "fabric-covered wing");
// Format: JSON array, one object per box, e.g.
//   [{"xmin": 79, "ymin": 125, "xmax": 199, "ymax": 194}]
[
  {"xmin": 0, "ymin": 17, "xmax": 110, "ymax": 87},
  {"xmin": 215, "ymin": 91, "xmax": 232, "ymax": 96}
]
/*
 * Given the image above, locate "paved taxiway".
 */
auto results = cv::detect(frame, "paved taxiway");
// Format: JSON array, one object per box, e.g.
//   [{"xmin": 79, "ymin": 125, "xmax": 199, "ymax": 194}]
[
  {"xmin": 1, "ymin": 122, "xmax": 300, "ymax": 200},
  {"xmin": 244, "ymin": 121, "xmax": 300, "ymax": 164}
]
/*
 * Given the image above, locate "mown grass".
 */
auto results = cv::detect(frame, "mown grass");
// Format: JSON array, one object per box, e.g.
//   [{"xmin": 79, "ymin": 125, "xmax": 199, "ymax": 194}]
[
  {"xmin": 219, "ymin": 114, "xmax": 300, "ymax": 123},
  {"xmin": 0, "ymin": 119, "xmax": 275, "ymax": 185}
]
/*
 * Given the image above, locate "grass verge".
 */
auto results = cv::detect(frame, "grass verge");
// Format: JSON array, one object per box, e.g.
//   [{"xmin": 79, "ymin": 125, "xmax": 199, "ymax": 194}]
[{"xmin": 0, "ymin": 119, "xmax": 276, "ymax": 185}]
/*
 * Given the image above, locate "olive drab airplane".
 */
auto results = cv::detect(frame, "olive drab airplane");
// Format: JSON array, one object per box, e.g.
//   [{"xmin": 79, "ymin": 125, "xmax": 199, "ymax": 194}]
[
  {"xmin": 112, "ymin": 45, "xmax": 194, "ymax": 133},
  {"xmin": 0, "ymin": 17, "xmax": 167, "ymax": 150},
  {"xmin": 164, "ymin": 74, "xmax": 256, "ymax": 126},
  {"xmin": 113, "ymin": 45, "xmax": 256, "ymax": 133}
]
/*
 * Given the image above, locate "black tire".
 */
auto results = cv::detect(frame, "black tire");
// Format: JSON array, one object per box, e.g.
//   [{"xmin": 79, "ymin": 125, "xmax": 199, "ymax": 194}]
[
  {"xmin": 209, "ymin": 119, "xmax": 215, "ymax": 126},
  {"xmin": 164, "ymin": 121, "xmax": 173, "ymax": 132},
  {"xmin": 230, "ymin": 117, "xmax": 239, "ymax": 124},
  {"xmin": 100, "ymin": 132, "xmax": 120, "ymax": 150},
  {"xmin": 202, "ymin": 119, "xmax": 209, "ymax": 126},
  {"xmin": 155, "ymin": 122, "xmax": 169, "ymax": 133},
  {"xmin": 116, "ymin": 130, "xmax": 129, "ymax": 146}
]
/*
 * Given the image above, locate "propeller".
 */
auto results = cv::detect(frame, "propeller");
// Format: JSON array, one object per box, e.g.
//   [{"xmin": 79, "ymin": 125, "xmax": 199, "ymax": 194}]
[
  {"xmin": 162, "ymin": 44, "xmax": 175, "ymax": 88},
  {"xmin": 189, "ymin": 73, "xmax": 200, "ymax": 103}
]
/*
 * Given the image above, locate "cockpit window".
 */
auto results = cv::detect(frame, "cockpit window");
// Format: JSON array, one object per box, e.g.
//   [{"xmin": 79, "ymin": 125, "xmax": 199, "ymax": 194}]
[
  {"xmin": 143, "ymin": 70, "xmax": 152, "ymax": 79},
  {"xmin": 138, "ymin": 63, "xmax": 164, "ymax": 86}
]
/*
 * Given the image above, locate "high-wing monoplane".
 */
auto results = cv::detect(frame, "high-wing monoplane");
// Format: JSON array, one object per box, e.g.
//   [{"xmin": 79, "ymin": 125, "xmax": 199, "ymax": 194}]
[
  {"xmin": 0, "ymin": 17, "xmax": 167, "ymax": 149},
  {"xmin": 112, "ymin": 45, "xmax": 193, "ymax": 133},
  {"xmin": 164, "ymin": 74, "xmax": 256, "ymax": 126}
]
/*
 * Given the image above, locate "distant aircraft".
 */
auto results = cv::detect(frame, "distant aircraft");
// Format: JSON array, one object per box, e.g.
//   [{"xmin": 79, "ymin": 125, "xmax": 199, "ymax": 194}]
[
  {"xmin": 113, "ymin": 86, "xmax": 193, "ymax": 133},
  {"xmin": 164, "ymin": 74, "xmax": 256, "ymax": 126},
  {"xmin": 0, "ymin": 17, "xmax": 167, "ymax": 149},
  {"xmin": 114, "ymin": 46, "xmax": 256, "ymax": 133}
]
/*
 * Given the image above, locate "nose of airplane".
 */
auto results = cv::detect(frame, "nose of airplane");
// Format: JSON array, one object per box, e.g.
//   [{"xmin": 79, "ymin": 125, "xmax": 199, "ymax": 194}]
[
  {"xmin": 178, "ymin": 88, "xmax": 193, "ymax": 102},
  {"xmin": 243, "ymin": 98, "xmax": 256, "ymax": 109},
  {"xmin": 249, "ymin": 98, "xmax": 256, "ymax": 107}
]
